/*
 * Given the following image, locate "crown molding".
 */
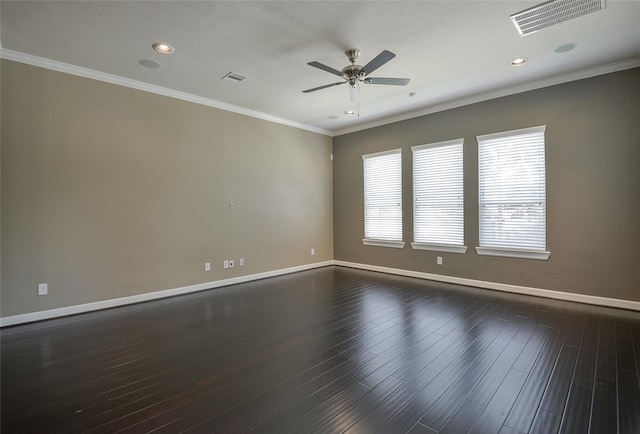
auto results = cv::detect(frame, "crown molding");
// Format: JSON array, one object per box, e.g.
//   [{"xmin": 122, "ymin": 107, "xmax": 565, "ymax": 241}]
[
  {"xmin": 2, "ymin": 48, "xmax": 638, "ymax": 139},
  {"xmin": 0, "ymin": 48, "xmax": 333, "ymax": 137},
  {"xmin": 333, "ymin": 57, "xmax": 640, "ymax": 136}
]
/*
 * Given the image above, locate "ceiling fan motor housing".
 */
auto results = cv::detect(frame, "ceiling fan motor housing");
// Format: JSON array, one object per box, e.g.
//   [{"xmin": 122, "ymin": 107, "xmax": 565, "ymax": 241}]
[{"xmin": 341, "ymin": 64, "xmax": 364, "ymax": 86}]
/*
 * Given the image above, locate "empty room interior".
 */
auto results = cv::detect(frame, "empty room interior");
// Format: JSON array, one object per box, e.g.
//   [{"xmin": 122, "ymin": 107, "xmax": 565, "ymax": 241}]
[{"xmin": 1, "ymin": 1, "xmax": 640, "ymax": 433}]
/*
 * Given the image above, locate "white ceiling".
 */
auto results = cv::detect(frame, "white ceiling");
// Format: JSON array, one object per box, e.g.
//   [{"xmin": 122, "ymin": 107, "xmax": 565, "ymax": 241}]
[{"xmin": 2, "ymin": 1, "xmax": 639, "ymax": 135}]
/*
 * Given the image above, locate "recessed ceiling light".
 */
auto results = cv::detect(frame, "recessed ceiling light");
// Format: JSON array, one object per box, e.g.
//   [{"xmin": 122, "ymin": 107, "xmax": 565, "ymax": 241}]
[
  {"xmin": 139, "ymin": 59, "xmax": 161, "ymax": 69},
  {"xmin": 510, "ymin": 57, "xmax": 527, "ymax": 66},
  {"xmin": 345, "ymin": 110, "xmax": 356, "ymax": 115},
  {"xmin": 152, "ymin": 42, "xmax": 174, "ymax": 54},
  {"xmin": 555, "ymin": 43, "xmax": 577, "ymax": 53}
]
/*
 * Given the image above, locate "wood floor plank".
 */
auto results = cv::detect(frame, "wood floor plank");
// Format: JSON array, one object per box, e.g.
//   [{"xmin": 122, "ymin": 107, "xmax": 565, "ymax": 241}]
[
  {"xmin": 439, "ymin": 399, "xmax": 485, "ymax": 434},
  {"xmin": 418, "ymin": 351, "xmax": 498, "ymax": 431},
  {"xmin": 465, "ymin": 338, "xmax": 527, "ymax": 406},
  {"xmin": 617, "ymin": 369, "xmax": 640, "ymax": 434},
  {"xmin": 590, "ymin": 378, "xmax": 617, "ymax": 434},
  {"xmin": 501, "ymin": 315, "xmax": 571, "ymax": 432},
  {"xmin": 283, "ymin": 382, "xmax": 372, "ymax": 433},
  {"xmin": 374, "ymin": 357, "xmax": 473, "ymax": 433},
  {"xmin": 469, "ymin": 368, "xmax": 528, "ymax": 433},
  {"xmin": 406, "ymin": 422, "xmax": 437, "ymax": 433},
  {"xmin": 531, "ymin": 345, "xmax": 579, "ymax": 424},
  {"xmin": 558, "ymin": 332, "xmax": 597, "ymax": 434},
  {"xmin": 616, "ymin": 323, "xmax": 639, "ymax": 374},
  {"xmin": 511, "ymin": 324, "xmax": 552, "ymax": 373},
  {"xmin": 310, "ymin": 374, "xmax": 406, "ymax": 433},
  {"xmin": 528, "ymin": 408, "xmax": 562, "ymax": 434},
  {"xmin": 589, "ymin": 320, "xmax": 619, "ymax": 434},
  {"xmin": 341, "ymin": 363, "xmax": 442, "ymax": 434},
  {"xmin": 558, "ymin": 383, "xmax": 593, "ymax": 434}
]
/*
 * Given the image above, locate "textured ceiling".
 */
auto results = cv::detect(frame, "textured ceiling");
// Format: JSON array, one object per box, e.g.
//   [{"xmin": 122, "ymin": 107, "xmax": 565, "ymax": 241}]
[{"xmin": 2, "ymin": 1, "xmax": 639, "ymax": 135}]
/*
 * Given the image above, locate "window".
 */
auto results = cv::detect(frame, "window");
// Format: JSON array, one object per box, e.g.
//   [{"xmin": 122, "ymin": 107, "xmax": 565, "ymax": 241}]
[
  {"xmin": 411, "ymin": 139, "xmax": 466, "ymax": 253},
  {"xmin": 362, "ymin": 149, "xmax": 404, "ymax": 248},
  {"xmin": 476, "ymin": 125, "xmax": 550, "ymax": 260}
]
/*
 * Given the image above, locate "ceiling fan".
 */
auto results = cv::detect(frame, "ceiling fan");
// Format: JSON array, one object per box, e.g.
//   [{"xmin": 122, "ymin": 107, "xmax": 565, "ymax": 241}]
[{"xmin": 303, "ymin": 49, "xmax": 410, "ymax": 102}]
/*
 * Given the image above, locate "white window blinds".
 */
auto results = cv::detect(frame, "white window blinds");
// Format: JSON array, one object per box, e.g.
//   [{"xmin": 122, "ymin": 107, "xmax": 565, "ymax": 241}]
[
  {"xmin": 477, "ymin": 126, "xmax": 547, "ymax": 254},
  {"xmin": 412, "ymin": 139, "xmax": 465, "ymax": 252},
  {"xmin": 362, "ymin": 149, "xmax": 403, "ymax": 244}
]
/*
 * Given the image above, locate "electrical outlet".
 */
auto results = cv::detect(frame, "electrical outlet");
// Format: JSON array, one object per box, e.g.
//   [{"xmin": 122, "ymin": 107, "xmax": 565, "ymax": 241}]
[
  {"xmin": 239, "ymin": 258, "xmax": 244, "ymax": 266},
  {"xmin": 311, "ymin": 248, "xmax": 315, "ymax": 256},
  {"xmin": 228, "ymin": 202, "xmax": 235, "ymax": 210},
  {"xmin": 224, "ymin": 260, "xmax": 229, "ymax": 269},
  {"xmin": 229, "ymin": 260, "xmax": 234, "ymax": 268},
  {"xmin": 38, "ymin": 283, "xmax": 48, "ymax": 296},
  {"xmin": 205, "ymin": 262, "xmax": 211, "ymax": 272},
  {"xmin": 437, "ymin": 256, "xmax": 443, "ymax": 265}
]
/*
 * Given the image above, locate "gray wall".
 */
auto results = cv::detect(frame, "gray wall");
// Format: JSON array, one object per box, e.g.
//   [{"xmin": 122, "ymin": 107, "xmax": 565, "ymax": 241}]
[
  {"xmin": 2, "ymin": 60, "xmax": 638, "ymax": 318},
  {"xmin": 1, "ymin": 60, "xmax": 334, "ymax": 317},
  {"xmin": 333, "ymin": 68, "xmax": 640, "ymax": 302}
]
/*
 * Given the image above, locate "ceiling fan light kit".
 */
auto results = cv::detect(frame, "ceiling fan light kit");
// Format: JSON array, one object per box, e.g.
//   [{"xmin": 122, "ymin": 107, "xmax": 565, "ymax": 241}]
[{"xmin": 303, "ymin": 49, "xmax": 410, "ymax": 102}]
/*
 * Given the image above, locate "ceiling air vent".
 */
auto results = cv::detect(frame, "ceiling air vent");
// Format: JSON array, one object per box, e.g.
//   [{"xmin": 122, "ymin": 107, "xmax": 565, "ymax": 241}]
[
  {"xmin": 221, "ymin": 72, "xmax": 247, "ymax": 83},
  {"xmin": 511, "ymin": 0, "xmax": 606, "ymax": 36}
]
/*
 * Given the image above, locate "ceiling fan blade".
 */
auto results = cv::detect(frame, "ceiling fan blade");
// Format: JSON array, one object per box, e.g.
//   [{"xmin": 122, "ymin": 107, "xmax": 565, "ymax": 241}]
[
  {"xmin": 361, "ymin": 50, "xmax": 396, "ymax": 75},
  {"xmin": 364, "ymin": 77, "xmax": 410, "ymax": 86},
  {"xmin": 349, "ymin": 85, "xmax": 359, "ymax": 102},
  {"xmin": 307, "ymin": 61, "xmax": 343, "ymax": 77},
  {"xmin": 302, "ymin": 81, "xmax": 346, "ymax": 93}
]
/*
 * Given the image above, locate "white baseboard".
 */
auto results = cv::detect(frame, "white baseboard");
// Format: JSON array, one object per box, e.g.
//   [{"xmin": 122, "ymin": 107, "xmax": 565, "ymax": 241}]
[
  {"xmin": 3, "ymin": 259, "xmax": 638, "ymax": 327},
  {"xmin": 0, "ymin": 261, "xmax": 334, "ymax": 327},
  {"xmin": 334, "ymin": 260, "xmax": 640, "ymax": 312}
]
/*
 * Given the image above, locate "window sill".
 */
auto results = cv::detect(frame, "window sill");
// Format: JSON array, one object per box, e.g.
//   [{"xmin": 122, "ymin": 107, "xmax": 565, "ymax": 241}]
[
  {"xmin": 362, "ymin": 239, "xmax": 405, "ymax": 249},
  {"xmin": 411, "ymin": 243, "xmax": 467, "ymax": 254},
  {"xmin": 475, "ymin": 246, "xmax": 550, "ymax": 261}
]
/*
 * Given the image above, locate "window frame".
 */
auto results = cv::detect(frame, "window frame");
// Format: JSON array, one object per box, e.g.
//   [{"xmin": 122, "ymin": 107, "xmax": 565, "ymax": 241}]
[
  {"xmin": 476, "ymin": 125, "xmax": 550, "ymax": 260},
  {"xmin": 411, "ymin": 138, "xmax": 467, "ymax": 254},
  {"xmin": 362, "ymin": 148, "xmax": 405, "ymax": 249}
]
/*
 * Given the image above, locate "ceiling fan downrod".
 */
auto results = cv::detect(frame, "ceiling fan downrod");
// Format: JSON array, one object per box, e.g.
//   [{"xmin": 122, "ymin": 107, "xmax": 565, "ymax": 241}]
[{"xmin": 341, "ymin": 49, "xmax": 364, "ymax": 86}]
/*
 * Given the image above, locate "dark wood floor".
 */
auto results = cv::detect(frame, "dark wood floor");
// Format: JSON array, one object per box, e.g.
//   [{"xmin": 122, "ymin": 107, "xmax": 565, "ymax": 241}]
[{"xmin": 2, "ymin": 266, "xmax": 640, "ymax": 433}]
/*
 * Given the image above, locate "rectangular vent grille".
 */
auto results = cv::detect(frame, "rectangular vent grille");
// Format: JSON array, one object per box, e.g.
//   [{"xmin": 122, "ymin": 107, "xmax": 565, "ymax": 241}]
[
  {"xmin": 511, "ymin": 0, "xmax": 606, "ymax": 36},
  {"xmin": 221, "ymin": 72, "xmax": 247, "ymax": 83}
]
